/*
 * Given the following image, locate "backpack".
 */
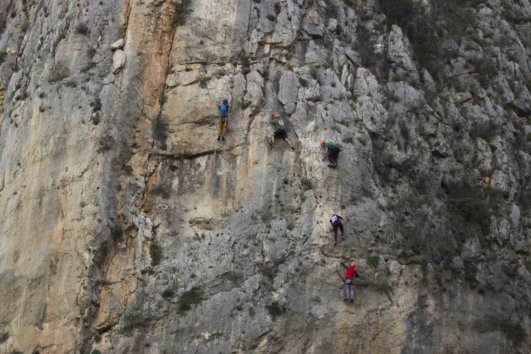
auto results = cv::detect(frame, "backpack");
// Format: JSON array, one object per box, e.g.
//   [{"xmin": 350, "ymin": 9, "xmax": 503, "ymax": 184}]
[
  {"xmin": 330, "ymin": 214, "xmax": 341, "ymax": 224},
  {"xmin": 219, "ymin": 104, "xmax": 229, "ymax": 117},
  {"xmin": 327, "ymin": 142, "xmax": 340, "ymax": 153},
  {"xmin": 271, "ymin": 118, "xmax": 285, "ymax": 130}
]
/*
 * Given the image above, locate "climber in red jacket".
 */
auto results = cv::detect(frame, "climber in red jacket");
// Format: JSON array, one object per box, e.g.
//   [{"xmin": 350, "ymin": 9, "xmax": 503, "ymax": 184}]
[{"xmin": 342, "ymin": 261, "xmax": 359, "ymax": 303}]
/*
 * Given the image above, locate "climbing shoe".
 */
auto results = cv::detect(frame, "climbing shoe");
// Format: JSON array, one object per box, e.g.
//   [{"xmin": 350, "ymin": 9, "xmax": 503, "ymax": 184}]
[
  {"xmin": 217, "ymin": 136, "xmax": 221, "ymax": 141},
  {"xmin": 222, "ymin": 136, "xmax": 225, "ymax": 141}
]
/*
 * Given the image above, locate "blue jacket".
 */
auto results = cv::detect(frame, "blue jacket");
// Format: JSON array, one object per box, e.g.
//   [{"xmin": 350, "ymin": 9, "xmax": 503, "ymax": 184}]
[{"xmin": 218, "ymin": 104, "xmax": 229, "ymax": 117}]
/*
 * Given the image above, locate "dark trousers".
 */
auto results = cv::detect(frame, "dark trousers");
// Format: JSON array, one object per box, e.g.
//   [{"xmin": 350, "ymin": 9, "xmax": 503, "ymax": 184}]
[
  {"xmin": 332, "ymin": 222, "xmax": 344, "ymax": 243},
  {"xmin": 328, "ymin": 147, "xmax": 340, "ymax": 164}
]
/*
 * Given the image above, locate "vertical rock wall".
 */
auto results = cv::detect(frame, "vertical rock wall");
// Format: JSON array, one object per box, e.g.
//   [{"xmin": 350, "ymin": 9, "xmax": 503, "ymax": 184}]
[
  {"xmin": 0, "ymin": 1, "xmax": 127, "ymax": 352},
  {"xmin": 0, "ymin": 1, "xmax": 529, "ymax": 353}
]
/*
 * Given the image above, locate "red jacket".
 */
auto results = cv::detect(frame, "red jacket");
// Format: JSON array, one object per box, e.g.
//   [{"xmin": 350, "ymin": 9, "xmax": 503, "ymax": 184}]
[{"xmin": 345, "ymin": 265, "xmax": 357, "ymax": 280}]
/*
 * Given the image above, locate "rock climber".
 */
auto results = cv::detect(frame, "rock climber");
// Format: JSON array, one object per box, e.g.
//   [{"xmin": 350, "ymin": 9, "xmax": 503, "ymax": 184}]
[
  {"xmin": 320, "ymin": 140, "xmax": 341, "ymax": 167},
  {"xmin": 340, "ymin": 261, "xmax": 360, "ymax": 303},
  {"xmin": 217, "ymin": 98, "xmax": 230, "ymax": 141},
  {"xmin": 270, "ymin": 113, "xmax": 295, "ymax": 150},
  {"xmin": 329, "ymin": 213, "xmax": 344, "ymax": 246}
]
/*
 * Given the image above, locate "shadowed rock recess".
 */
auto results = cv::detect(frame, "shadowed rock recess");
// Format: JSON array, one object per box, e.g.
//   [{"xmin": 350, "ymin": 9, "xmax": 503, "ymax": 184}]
[{"xmin": 0, "ymin": 0, "xmax": 529, "ymax": 353}]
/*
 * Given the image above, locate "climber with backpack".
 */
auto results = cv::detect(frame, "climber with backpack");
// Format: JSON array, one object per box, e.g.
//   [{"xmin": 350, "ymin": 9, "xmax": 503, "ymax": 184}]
[
  {"xmin": 329, "ymin": 214, "xmax": 344, "ymax": 246},
  {"xmin": 320, "ymin": 140, "xmax": 341, "ymax": 167},
  {"xmin": 270, "ymin": 113, "xmax": 295, "ymax": 150},
  {"xmin": 339, "ymin": 261, "xmax": 360, "ymax": 303},
  {"xmin": 217, "ymin": 99, "xmax": 230, "ymax": 141}
]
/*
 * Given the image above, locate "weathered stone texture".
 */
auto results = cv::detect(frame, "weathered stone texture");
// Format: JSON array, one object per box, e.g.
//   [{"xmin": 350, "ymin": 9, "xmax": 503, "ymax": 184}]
[{"xmin": 0, "ymin": 1, "xmax": 529, "ymax": 354}]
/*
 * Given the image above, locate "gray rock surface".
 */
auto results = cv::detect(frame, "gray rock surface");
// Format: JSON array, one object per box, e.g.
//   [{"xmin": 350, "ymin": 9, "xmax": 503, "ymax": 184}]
[{"xmin": 0, "ymin": 1, "xmax": 529, "ymax": 354}]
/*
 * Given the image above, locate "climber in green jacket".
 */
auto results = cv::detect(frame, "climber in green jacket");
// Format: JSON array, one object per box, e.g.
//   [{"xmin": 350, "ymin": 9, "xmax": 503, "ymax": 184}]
[{"xmin": 320, "ymin": 140, "xmax": 340, "ymax": 167}]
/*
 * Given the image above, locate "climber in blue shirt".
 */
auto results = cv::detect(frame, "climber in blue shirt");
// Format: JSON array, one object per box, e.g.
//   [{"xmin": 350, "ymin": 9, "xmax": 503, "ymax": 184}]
[{"xmin": 217, "ymin": 99, "xmax": 230, "ymax": 141}]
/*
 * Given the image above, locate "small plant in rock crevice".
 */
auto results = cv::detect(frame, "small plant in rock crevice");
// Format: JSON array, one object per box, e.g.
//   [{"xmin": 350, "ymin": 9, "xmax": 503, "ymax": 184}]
[
  {"xmin": 87, "ymin": 48, "xmax": 97, "ymax": 59},
  {"xmin": 469, "ymin": 120, "xmax": 501, "ymax": 141},
  {"xmin": 274, "ymin": 2, "xmax": 281, "ymax": 14},
  {"xmin": 260, "ymin": 209, "xmax": 273, "ymax": 224},
  {"xmin": 301, "ymin": 178, "xmax": 313, "ymax": 191},
  {"xmin": 259, "ymin": 263, "xmax": 277, "ymax": 281},
  {"xmin": 120, "ymin": 311, "xmax": 149, "ymax": 333},
  {"xmin": 153, "ymin": 115, "xmax": 168, "ymax": 150},
  {"xmin": 153, "ymin": 184, "xmax": 171, "ymax": 199},
  {"xmin": 48, "ymin": 63, "xmax": 70, "ymax": 82},
  {"xmin": 178, "ymin": 287, "xmax": 203, "ymax": 313},
  {"xmin": 110, "ymin": 224, "xmax": 123, "ymax": 241},
  {"xmin": 266, "ymin": 301, "xmax": 285, "ymax": 321},
  {"xmin": 322, "ymin": 3, "xmax": 338, "ymax": 19},
  {"xmin": 161, "ymin": 288, "xmax": 175, "ymax": 299},
  {"xmin": 159, "ymin": 91, "xmax": 168, "ymax": 106},
  {"xmin": 91, "ymin": 113, "xmax": 101, "ymax": 125},
  {"xmin": 172, "ymin": 0, "xmax": 193, "ymax": 26},
  {"xmin": 149, "ymin": 242, "xmax": 163, "ymax": 266},
  {"xmin": 355, "ymin": 25, "xmax": 377, "ymax": 68},
  {"xmin": 342, "ymin": 135, "xmax": 354, "ymax": 144},
  {"xmin": 0, "ymin": 52, "xmax": 7, "ymax": 65},
  {"xmin": 463, "ymin": 259, "xmax": 479, "ymax": 285},
  {"xmin": 367, "ymin": 255, "xmax": 380, "ymax": 268},
  {"xmin": 97, "ymin": 135, "xmax": 114, "ymax": 153},
  {"xmin": 226, "ymin": 271, "xmax": 243, "ymax": 283},
  {"xmin": 75, "ymin": 23, "xmax": 90, "ymax": 35},
  {"xmin": 91, "ymin": 97, "xmax": 102, "ymax": 112},
  {"xmin": 309, "ymin": 66, "xmax": 319, "ymax": 80}
]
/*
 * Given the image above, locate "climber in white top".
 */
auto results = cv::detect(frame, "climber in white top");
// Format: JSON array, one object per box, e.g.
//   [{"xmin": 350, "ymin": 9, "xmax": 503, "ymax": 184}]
[
  {"xmin": 269, "ymin": 113, "xmax": 295, "ymax": 150},
  {"xmin": 329, "ymin": 214, "xmax": 344, "ymax": 246}
]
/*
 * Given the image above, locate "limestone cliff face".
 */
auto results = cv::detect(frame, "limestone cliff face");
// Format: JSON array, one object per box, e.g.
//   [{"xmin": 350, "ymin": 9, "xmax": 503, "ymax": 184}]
[{"xmin": 0, "ymin": 1, "xmax": 529, "ymax": 353}]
